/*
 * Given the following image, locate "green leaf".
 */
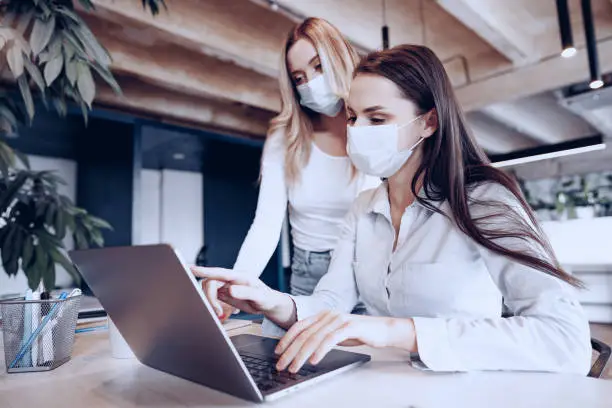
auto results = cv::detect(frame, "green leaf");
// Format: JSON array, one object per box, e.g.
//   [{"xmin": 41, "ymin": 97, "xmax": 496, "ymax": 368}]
[
  {"xmin": 23, "ymin": 56, "xmax": 45, "ymax": 92},
  {"xmin": 22, "ymin": 234, "xmax": 34, "ymax": 269},
  {"xmin": 77, "ymin": 62, "xmax": 95, "ymax": 108},
  {"xmin": 63, "ymin": 41, "xmax": 76, "ymax": 62},
  {"xmin": 14, "ymin": 150, "xmax": 30, "ymax": 169},
  {"xmin": 54, "ymin": 6, "xmax": 81, "ymax": 23},
  {"xmin": 74, "ymin": 229, "xmax": 88, "ymax": 249},
  {"xmin": 0, "ymin": 172, "xmax": 28, "ymax": 211},
  {"xmin": 26, "ymin": 243, "xmax": 46, "ymax": 290},
  {"xmin": 142, "ymin": 0, "xmax": 167, "ymax": 15},
  {"xmin": 90, "ymin": 61, "xmax": 121, "ymax": 95},
  {"xmin": 6, "ymin": 228, "xmax": 24, "ymax": 276},
  {"xmin": 44, "ymin": 202, "xmax": 56, "ymax": 229},
  {"xmin": 0, "ymin": 142, "xmax": 17, "ymax": 175},
  {"xmin": 61, "ymin": 31, "xmax": 86, "ymax": 57},
  {"xmin": 36, "ymin": 200, "xmax": 48, "ymax": 219},
  {"xmin": 65, "ymin": 58, "xmax": 78, "ymax": 86},
  {"xmin": 0, "ymin": 106, "xmax": 18, "ymax": 131},
  {"xmin": 17, "ymin": 75, "xmax": 35, "ymax": 121},
  {"xmin": 72, "ymin": 23, "xmax": 112, "ymax": 66},
  {"xmin": 89, "ymin": 228, "xmax": 104, "ymax": 247},
  {"xmin": 44, "ymin": 53, "xmax": 64, "ymax": 86},
  {"xmin": 7, "ymin": 45, "xmax": 25, "ymax": 78},
  {"xmin": 38, "ymin": 51, "xmax": 51, "ymax": 63},
  {"xmin": 1, "ymin": 225, "xmax": 17, "ymax": 272},
  {"xmin": 88, "ymin": 215, "xmax": 112, "ymax": 230},
  {"xmin": 55, "ymin": 208, "xmax": 66, "ymax": 239},
  {"xmin": 43, "ymin": 256, "xmax": 56, "ymax": 292},
  {"xmin": 48, "ymin": 33, "xmax": 62, "ymax": 60},
  {"xmin": 0, "ymin": 227, "xmax": 8, "ymax": 251},
  {"xmin": 65, "ymin": 212, "xmax": 76, "ymax": 232},
  {"xmin": 79, "ymin": 100, "xmax": 89, "ymax": 126},
  {"xmin": 30, "ymin": 15, "xmax": 55, "ymax": 55},
  {"xmin": 77, "ymin": 0, "xmax": 96, "ymax": 11},
  {"xmin": 52, "ymin": 96, "xmax": 67, "ymax": 117},
  {"xmin": 50, "ymin": 248, "xmax": 81, "ymax": 286}
]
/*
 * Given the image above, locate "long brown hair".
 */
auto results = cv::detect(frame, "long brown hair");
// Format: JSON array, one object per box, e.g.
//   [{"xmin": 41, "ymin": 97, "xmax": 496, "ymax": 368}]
[
  {"xmin": 356, "ymin": 45, "xmax": 581, "ymax": 287},
  {"xmin": 267, "ymin": 17, "xmax": 360, "ymax": 185}
]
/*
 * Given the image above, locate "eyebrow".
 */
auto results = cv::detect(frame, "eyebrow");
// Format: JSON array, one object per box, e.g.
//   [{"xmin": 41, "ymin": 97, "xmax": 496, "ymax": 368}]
[
  {"xmin": 363, "ymin": 105, "xmax": 386, "ymax": 113},
  {"xmin": 290, "ymin": 56, "xmax": 321, "ymax": 76},
  {"xmin": 308, "ymin": 55, "xmax": 320, "ymax": 66}
]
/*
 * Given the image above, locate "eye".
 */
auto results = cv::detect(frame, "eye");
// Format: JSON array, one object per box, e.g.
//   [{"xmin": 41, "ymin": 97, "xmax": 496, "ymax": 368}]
[
  {"xmin": 369, "ymin": 117, "xmax": 386, "ymax": 125},
  {"xmin": 314, "ymin": 63, "xmax": 323, "ymax": 72},
  {"xmin": 347, "ymin": 115, "xmax": 356, "ymax": 125}
]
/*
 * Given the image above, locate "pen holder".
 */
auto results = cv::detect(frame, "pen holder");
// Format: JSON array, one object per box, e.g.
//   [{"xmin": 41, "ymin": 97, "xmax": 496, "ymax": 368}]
[{"xmin": 1, "ymin": 295, "xmax": 81, "ymax": 373}]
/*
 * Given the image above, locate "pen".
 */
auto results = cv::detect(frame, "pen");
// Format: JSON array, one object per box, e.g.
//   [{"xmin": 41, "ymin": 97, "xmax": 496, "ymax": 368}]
[
  {"xmin": 75, "ymin": 325, "xmax": 108, "ymax": 334},
  {"xmin": 9, "ymin": 292, "xmax": 68, "ymax": 369}
]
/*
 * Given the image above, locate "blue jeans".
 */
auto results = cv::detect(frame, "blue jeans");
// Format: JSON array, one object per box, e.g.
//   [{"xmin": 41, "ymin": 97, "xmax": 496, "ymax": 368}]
[
  {"xmin": 289, "ymin": 246, "xmax": 366, "ymax": 314},
  {"xmin": 290, "ymin": 247, "xmax": 331, "ymax": 296}
]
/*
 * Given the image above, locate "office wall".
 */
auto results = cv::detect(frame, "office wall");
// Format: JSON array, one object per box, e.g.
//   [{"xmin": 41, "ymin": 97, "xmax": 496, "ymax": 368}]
[
  {"xmin": 0, "ymin": 155, "xmax": 77, "ymax": 296},
  {"xmin": 137, "ymin": 169, "xmax": 204, "ymax": 265},
  {"xmin": 202, "ymin": 138, "xmax": 281, "ymax": 289},
  {"xmin": 542, "ymin": 217, "xmax": 612, "ymax": 266},
  {"xmin": 76, "ymin": 118, "xmax": 139, "ymax": 248}
]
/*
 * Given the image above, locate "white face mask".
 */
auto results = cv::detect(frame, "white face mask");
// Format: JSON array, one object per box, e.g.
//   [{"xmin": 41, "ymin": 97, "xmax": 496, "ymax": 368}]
[
  {"xmin": 347, "ymin": 116, "xmax": 425, "ymax": 178},
  {"xmin": 297, "ymin": 75, "xmax": 343, "ymax": 117}
]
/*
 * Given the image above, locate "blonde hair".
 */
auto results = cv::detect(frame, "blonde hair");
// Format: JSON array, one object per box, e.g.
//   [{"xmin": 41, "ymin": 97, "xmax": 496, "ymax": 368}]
[{"xmin": 266, "ymin": 17, "xmax": 360, "ymax": 185}]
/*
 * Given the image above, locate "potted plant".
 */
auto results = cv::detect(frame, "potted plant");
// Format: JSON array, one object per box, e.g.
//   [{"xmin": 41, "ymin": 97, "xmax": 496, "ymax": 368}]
[{"xmin": 0, "ymin": 0, "xmax": 166, "ymax": 292}]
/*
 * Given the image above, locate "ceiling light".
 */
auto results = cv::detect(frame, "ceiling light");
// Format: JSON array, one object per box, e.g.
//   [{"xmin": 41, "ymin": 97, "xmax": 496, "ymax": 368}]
[
  {"xmin": 172, "ymin": 153, "xmax": 186, "ymax": 160},
  {"xmin": 556, "ymin": 0, "xmax": 575, "ymax": 58},
  {"xmin": 581, "ymin": 0, "xmax": 603, "ymax": 89},
  {"xmin": 268, "ymin": 0, "xmax": 279, "ymax": 11},
  {"xmin": 561, "ymin": 47, "xmax": 577, "ymax": 58},
  {"xmin": 490, "ymin": 135, "xmax": 605, "ymax": 168}
]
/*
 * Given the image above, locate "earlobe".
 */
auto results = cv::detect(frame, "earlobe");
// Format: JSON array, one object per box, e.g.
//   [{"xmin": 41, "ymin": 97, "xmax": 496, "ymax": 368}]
[{"xmin": 422, "ymin": 109, "xmax": 438, "ymax": 139}]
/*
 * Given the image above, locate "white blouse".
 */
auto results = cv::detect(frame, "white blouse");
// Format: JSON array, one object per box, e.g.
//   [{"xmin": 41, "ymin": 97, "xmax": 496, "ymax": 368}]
[{"xmin": 288, "ymin": 182, "xmax": 592, "ymax": 374}]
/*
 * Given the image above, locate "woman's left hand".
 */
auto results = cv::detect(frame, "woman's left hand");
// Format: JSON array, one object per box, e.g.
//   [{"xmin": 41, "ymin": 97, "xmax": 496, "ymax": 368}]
[{"xmin": 274, "ymin": 311, "xmax": 416, "ymax": 373}]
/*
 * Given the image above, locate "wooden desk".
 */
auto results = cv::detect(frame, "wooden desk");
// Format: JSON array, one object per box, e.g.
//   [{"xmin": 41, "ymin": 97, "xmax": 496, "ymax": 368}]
[{"xmin": 2, "ymin": 323, "xmax": 612, "ymax": 408}]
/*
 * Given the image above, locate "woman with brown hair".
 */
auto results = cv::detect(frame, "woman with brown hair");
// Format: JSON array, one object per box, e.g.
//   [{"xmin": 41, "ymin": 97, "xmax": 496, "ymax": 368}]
[{"xmin": 193, "ymin": 45, "xmax": 591, "ymax": 375}]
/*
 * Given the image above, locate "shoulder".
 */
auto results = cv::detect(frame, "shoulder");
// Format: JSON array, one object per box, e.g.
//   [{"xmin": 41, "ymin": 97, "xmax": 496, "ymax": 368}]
[
  {"xmin": 262, "ymin": 129, "xmax": 286, "ymax": 164},
  {"xmin": 467, "ymin": 181, "xmax": 532, "ymax": 224},
  {"xmin": 468, "ymin": 181, "xmax": 522, "ymax": 207},
  {"xmin": 358, "ymin": 174, "xmax": 382, "ymax": 192},
  {"xmin": 351, "ymin": 184, "xmax": 384, "ymax": 215}
]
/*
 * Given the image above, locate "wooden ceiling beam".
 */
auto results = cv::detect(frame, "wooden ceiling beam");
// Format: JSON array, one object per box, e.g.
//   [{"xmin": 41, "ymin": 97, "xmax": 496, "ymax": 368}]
[
  {"xmin": 83, "ymin": 16, "xmax": 281, "ymax": 112},
  {"xmin": 96, "ymin": 77, "xmax": 272, "ymax": 138},
  {"xmin": 436, "ymin": 0, "xmax": 537, "ymax": 65},
  {"xmin": 85, "ymin": 0, "xmax": 293, "ymax": 78},
  {"xmin": 456, "ymin": 39, "xmax": 612, "ymax": 111},
  {"xmin": 466, "ymin": 112, "xmax": 537, "ymax": 153}
]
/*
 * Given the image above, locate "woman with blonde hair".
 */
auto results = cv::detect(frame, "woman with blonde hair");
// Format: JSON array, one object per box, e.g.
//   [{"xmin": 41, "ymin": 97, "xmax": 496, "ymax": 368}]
[{"xmin": 201, "ymin": 18, "xmax": 378, "ymax": 320}]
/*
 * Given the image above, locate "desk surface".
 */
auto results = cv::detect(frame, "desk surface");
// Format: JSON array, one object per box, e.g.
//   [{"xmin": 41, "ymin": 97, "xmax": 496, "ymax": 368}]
[{"xmin": 1, "ymin": 323, "xmax": 612, "ymax": 408}]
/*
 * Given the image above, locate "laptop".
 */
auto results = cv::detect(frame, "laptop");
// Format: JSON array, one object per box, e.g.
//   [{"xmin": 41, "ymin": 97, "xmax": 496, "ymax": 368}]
[{"xmin": 68, "ymin": 244, "xmax": 370, "ymax": 403}]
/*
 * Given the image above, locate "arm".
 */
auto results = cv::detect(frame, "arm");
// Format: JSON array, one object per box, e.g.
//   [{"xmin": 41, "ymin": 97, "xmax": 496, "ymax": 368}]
[
  {"xmin": 412, "ymin": 183, "xmax": 591, "ymax": 374},
  {"xmin": 233, "ymin": 132, "xmax": 288, "ymax": 277},
  {"xmin": 289, "ymin": 194, "xmax": 365, "ymax": 320}
]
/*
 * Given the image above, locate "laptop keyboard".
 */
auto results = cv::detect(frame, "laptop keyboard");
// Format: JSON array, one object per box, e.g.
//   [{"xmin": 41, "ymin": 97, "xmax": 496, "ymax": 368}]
[{"xmin": 240, "ymin": 353, "xmax": 320, "ymax": 392}]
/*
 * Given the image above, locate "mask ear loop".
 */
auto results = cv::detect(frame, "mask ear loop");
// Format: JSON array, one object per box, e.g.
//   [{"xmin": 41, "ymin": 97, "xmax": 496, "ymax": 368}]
[{"xmin": 398, "ymin": 113, "xmax": 427, "ymax": 152}]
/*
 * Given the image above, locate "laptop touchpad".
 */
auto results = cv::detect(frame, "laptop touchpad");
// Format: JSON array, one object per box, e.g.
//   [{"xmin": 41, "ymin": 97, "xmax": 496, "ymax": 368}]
[{"xmin": 232, "ymin": 334, "xmax": 279, "ymax": 356}]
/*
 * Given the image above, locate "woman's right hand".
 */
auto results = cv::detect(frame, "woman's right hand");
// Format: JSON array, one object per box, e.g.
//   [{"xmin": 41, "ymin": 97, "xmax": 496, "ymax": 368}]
[
  {"xmin": 192, "ymin": 267, "xmax": 296, "ymax": 327},
  {"xmin": 202, "ymin": 279, "xmax": 238, "ymax": 321}
]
